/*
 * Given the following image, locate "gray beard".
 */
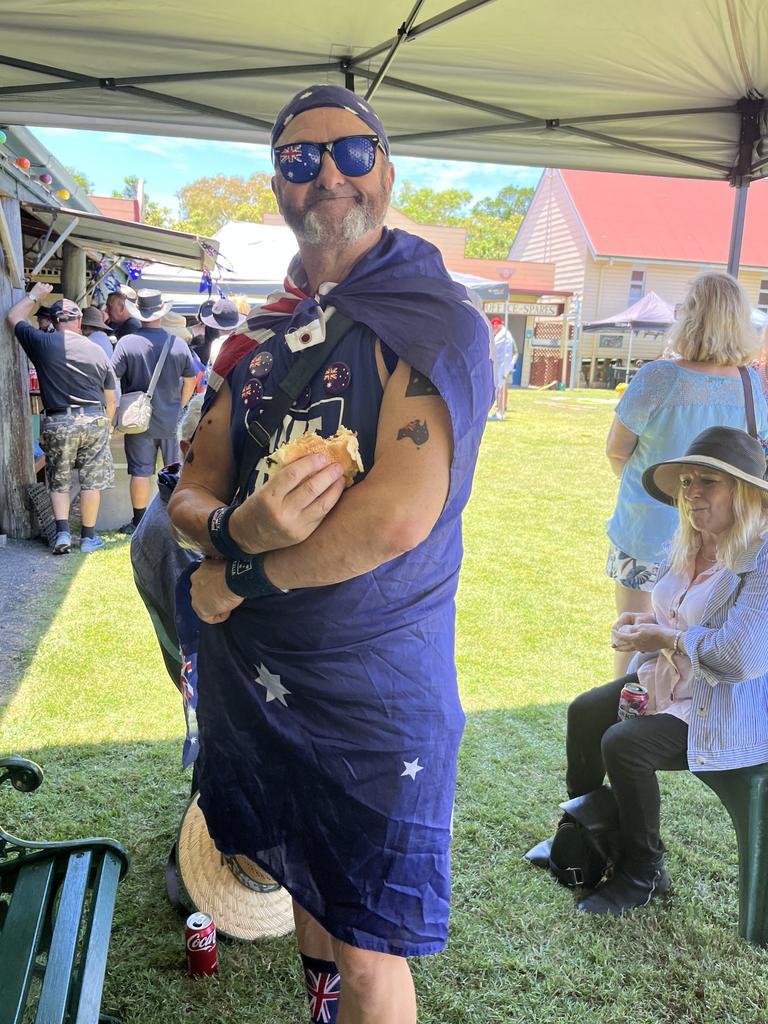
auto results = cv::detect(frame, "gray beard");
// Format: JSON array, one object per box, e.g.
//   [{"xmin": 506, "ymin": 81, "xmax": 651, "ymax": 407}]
[{"xmin": 294, "ymin": 200, "xmax": 380, "ymax": 246}]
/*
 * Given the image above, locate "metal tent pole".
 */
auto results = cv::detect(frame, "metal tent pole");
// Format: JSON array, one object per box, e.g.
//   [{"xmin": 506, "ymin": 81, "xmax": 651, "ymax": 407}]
[
  {"xmin": 625, "ymin": 328, "xmax": 634, "ymax": 377},
  {"xmin": 726, "ymin": 183, "xmax": 750, "ymax": 277}
]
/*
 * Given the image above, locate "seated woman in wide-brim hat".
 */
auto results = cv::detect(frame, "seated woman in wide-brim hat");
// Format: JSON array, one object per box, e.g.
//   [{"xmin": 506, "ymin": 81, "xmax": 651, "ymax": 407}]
[{"xmin": 555, "ymin": 426, "xmax": 768, "ymax": 916}]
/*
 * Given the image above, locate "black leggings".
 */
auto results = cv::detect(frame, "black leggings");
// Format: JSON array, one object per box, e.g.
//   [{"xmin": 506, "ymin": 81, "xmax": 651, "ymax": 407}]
[{"xmin": 566, "ymin": 675, "xmax": 689, "ymax": 865}]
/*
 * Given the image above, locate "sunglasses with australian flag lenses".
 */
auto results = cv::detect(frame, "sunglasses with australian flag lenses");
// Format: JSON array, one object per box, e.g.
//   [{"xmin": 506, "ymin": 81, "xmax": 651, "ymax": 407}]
[{"xmin": 273, "ymin": 135, "xmax": 384, "ymax": 184}]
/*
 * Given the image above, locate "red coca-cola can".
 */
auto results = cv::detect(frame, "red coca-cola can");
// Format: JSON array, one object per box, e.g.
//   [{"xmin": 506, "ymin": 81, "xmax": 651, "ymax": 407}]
[
  {"xmin": 185, "ymin": 912, "xmax": 217, "ymax": 977},
  {"xmin": 618, "ymin": 682, "xmax": 649, "ymax": 720}
]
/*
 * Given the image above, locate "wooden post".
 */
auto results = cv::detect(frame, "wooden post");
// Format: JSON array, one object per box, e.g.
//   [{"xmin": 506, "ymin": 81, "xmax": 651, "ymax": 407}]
[
  {"xmin": 0, "ymin": 196, "xmax": 35, "ymax": 538},
  {"xmin": 559, "ymin": 312, "xmax": 569, "ymax": 386},
  {"xmin": 60, "ymin": 241, "xmax": 86, "ymax": 301}
]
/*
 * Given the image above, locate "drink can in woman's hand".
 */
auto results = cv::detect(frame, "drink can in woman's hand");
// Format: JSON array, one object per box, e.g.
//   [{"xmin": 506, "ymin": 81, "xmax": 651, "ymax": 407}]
[
  {"xmin": 618, "ymin": 682, "xmax": 649, "ymax": 720},
  {"xmin": 185, "ymin": 912, "xmax": 217, "ymax": 976}
]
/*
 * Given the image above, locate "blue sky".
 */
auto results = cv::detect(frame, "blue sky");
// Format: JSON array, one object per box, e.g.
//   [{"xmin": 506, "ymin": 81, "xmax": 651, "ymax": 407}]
[{"xmin": 32, "ymin": 126, "xmax": 542, "ymax": 215}]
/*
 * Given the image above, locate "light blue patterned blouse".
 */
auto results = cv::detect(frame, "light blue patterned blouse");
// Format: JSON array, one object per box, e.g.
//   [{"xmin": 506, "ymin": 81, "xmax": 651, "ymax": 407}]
[{"xmin": 607, "ymin": 361, "xmax": 768, "ymax": 564}]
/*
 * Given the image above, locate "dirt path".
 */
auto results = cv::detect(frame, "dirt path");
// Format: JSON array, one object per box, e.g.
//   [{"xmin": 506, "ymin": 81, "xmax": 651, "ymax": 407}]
[{"xmin": 0, "ymin": 538, "xmax": 78, "ymax": 704}]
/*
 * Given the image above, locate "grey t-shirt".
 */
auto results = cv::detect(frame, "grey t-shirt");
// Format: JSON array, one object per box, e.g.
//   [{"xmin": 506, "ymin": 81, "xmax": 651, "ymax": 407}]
[
  {"xmin": 15, "ymin": 321, "xmax": 116, "ymax": 411},
  {"xmin": 112, "ymin": 328, "xmax": 195, "ymax": 437}
]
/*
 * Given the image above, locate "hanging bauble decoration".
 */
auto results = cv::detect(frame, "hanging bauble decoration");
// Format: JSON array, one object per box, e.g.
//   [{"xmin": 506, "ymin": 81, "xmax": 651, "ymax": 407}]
[
  {"xmin": 39, "ymin": 173, "xmax": 53, "ymax": 185},
  {"xmin": 56, "ymin": 189, "xmax": 71, "ymax": 201},
  {"xmin": 15, "ymin": 157, "xmax": 31, "ymax": 170},
  {"xmin": 0, "ymin": 130, "xmax": 7, "ymax": 145}
]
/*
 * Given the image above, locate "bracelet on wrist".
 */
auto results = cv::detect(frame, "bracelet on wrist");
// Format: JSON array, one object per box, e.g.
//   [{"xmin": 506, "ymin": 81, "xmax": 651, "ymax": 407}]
[
  {"xmin": 225, "ymin": 553, "xmax": 286, "ymax": 599},
  {"xmin": 672, "ymin": 630, "xmax": 682, "ymax": 655},
  {"xmin": 207, "ymin": 505, "xmax": 250, "ymax": 560}
]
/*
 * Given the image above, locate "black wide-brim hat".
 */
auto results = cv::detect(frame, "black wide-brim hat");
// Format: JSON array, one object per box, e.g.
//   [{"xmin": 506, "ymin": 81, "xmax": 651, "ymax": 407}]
[{"xmin": 642, "ymin": 426, "xmax": 768, "ymax": 506}]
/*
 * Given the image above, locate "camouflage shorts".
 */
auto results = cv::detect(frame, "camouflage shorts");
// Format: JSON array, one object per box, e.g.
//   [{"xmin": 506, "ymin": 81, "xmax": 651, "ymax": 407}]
[{"xmin": 41, "ymin": 412, "xmax": 114, "ymax": 492}]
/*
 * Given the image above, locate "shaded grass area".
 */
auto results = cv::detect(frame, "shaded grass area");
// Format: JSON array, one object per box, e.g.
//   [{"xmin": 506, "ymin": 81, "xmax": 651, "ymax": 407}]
[{"xmin": 2, "ymin": 389, "xmax": 767, "ymax": 1022}]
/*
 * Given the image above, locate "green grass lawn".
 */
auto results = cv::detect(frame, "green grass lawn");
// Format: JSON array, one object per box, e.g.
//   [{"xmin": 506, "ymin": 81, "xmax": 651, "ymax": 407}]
[{"xmin": 2, "ymin": 388, "xmax": 767, "ymax": 1023}]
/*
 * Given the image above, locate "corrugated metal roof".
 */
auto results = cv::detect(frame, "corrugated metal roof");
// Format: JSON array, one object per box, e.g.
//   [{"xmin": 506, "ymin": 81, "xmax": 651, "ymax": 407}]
[{"xmin": 22, "ymin": 201, "xmax": 218, "ymax": 270}]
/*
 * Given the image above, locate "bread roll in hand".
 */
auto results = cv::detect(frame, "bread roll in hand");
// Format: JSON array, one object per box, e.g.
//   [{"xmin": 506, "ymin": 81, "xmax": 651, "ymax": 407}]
[{"xmin": 268, "ymin": 427, "xmax": 363, "ymax": 488}]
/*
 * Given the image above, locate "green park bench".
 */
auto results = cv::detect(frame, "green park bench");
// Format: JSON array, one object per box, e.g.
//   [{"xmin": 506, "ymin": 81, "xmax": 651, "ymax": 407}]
[{"xmin": 0, "ymin": 756, "xmax": 130, "ymax": 1024}]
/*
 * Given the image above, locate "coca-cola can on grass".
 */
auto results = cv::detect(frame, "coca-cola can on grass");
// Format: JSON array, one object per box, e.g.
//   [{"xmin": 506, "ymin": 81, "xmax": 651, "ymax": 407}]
[{"xmin": 185, "ymin": 912, "xmax": 218, "ymax": 976}]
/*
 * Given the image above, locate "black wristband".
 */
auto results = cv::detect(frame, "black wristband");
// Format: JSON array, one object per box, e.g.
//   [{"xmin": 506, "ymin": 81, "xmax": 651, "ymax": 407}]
[
  {"xmin": 207, "ymin": 505, "xmax": 249, "ymax": 560},
  {"xmin": 225, "ymin": 554, "xmax": 286, "ymax": 599}
]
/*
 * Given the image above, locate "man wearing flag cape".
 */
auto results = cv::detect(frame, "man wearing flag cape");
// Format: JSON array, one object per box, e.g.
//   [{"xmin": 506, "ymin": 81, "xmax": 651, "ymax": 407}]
[{"xmin": 169, "ymin": 85, "xmax": 493, "ymax": 1024}]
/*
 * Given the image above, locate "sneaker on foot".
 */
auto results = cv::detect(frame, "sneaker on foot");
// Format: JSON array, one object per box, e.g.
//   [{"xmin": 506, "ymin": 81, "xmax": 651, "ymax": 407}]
[
  {"xmin": 118, "ymin": 522, "xmax": 136, "ymax": 535},
  {"xmin": 80, "ymin": 535, "xmax": 106, "ymax": 554},
  {"xmin": 52, "ymin": 530, "xmax": 71, "ymax": 554}
]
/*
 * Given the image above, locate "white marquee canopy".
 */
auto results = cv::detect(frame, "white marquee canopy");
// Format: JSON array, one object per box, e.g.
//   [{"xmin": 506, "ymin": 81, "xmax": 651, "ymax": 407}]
[{"xmin": 0, "ymin": 0, "xmax": 766, "ymax": 186}]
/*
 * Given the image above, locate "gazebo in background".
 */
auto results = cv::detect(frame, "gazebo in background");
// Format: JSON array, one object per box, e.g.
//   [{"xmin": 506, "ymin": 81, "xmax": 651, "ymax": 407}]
[{"xmin": 582, "ymin": 291, "xmax": 675, "ymax": 386}]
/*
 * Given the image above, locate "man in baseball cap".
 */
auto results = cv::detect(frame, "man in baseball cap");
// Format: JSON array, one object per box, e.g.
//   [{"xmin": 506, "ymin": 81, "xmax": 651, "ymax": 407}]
[{"xmin": 6, "ymin": 285, "xmax": 116, "ymax": 554}]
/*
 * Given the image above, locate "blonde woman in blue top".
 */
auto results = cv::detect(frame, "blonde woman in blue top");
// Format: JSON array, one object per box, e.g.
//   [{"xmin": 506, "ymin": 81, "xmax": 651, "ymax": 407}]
[{"xmin": 605, "ymin": 273, "xmax": 767, "ymax": 675}]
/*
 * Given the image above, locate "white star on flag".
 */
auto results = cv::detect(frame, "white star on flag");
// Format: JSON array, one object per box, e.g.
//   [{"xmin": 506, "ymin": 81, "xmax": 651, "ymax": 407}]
[
  {"xmin": 401, "ymin": 758, "xmax": 424, "ymax": 780},
  {"xmin": 256, "ymin": 663, "xmax": 291, "ymax": 706}
]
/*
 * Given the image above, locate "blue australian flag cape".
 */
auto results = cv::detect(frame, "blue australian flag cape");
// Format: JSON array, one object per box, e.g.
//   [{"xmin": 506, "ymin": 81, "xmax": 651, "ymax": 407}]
[{"xmin": 185, "ymin": 226, "xmax": 494, "ymax": 957}]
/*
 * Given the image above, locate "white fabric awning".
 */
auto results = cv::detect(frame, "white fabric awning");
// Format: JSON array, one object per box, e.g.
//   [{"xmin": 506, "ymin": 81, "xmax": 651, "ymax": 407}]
[
  {"xmin": 0, "ymin": 1, "xmax": 766, "ymax": 183},
  {"xmin": 22, "ymin": 203, "xmax": 218, "ymax": 270}
]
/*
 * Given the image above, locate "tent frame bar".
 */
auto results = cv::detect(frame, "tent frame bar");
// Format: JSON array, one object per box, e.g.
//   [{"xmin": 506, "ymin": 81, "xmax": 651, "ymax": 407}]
[
  {"xmin": 352, "ymin": 0, "xmax": 495, "ymax": 65},
  {"xmin": 364, "ymin": 0, "xmax": 427, "ymax": 101},
  {"xmin": 353, "ymin": 66, "xmax": 540, "ymax": 124},
  {"xmin": 727, "ymin": 183, "xmax": 750, "ymax": 277},
  {"xmin": 548, "ymin": 123, "xmax": 733, "ymax": 175}
]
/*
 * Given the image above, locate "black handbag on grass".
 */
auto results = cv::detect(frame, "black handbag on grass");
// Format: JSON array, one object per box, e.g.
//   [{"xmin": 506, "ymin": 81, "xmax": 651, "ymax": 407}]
[{"xmin": 548, "ymin": 785, "xmax": 621, "ymax": 889}]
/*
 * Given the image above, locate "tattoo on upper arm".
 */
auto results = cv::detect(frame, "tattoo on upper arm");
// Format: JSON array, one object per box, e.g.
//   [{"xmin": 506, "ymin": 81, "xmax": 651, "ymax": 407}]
[
  {"xmin": 397, "ymin": 419, "xmax": 429, "ymax": 446},
  {"xmin": 405, "ymin": 367, "xmax": 438, "ymax": 398}
]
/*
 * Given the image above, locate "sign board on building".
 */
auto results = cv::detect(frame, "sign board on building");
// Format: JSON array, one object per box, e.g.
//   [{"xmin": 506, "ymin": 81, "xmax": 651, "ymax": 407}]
[
  {"xmin": 598, "ymin": 333, "xmax": 624, "ymax": 349},
  {"xmin": 483, "ymin": 300, "xmax": 564, "ymax": 317}
]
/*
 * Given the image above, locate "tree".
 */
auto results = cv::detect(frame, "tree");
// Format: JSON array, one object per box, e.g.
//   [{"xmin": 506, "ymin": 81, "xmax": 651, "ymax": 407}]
[
  {"xmin": 175, "ymin": 173, "xmax": 278, "ymax": 236},
  {"xmin": 391, "ymin": 180, "xmax": 533, "ymax": 259},
  {"xmin": 463, "ymin": 213, "xmax": 523, "ymax": 260},
  {"xmin": 65, "ymin": 166, "xmax": 93, "ymax": 193},
  {"xmin": 111, "ymin": 175, "xmax": 175, "ymax": 229},
  {"xmin": 473, "ymin": 185, "xmax": 534, "ymax": 220},
  {"xmin": 392, "ymin": 182, "xmax": 472, "ymax": 225}
]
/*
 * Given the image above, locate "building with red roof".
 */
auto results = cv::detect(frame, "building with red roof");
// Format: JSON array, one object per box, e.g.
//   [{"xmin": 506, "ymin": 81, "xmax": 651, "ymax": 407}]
[{"xmin": 510, "ymin": 169, "xmax": 768, "ymax": 383}]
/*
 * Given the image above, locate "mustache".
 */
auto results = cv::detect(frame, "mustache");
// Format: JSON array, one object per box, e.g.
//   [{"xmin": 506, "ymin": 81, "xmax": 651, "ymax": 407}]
[{"xmin": 305, "ymin": 188, "xmax": 363, "ymax": 206}]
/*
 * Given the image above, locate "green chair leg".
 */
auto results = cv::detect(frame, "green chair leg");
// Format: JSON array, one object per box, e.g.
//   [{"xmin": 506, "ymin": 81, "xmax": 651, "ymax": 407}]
[{"xmin": 699, "ymin": 764, "xmax": 768, "ymax": 946}]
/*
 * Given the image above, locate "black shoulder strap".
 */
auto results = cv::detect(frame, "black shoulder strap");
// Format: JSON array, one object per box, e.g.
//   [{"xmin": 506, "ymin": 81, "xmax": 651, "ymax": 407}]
[
  {"xmin": 236, "ymin": 311, "xmax": 354, "ymax": 498},
  {"xmin": 738, "ymin": 365, "xmax": 758, "ymax": 439}
]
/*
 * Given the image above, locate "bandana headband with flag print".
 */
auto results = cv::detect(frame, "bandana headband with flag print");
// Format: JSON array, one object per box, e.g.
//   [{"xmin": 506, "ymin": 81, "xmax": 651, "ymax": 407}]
[{"xmin": 271, "ymin": 84, "xmax": 390, "ymax": 155}]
